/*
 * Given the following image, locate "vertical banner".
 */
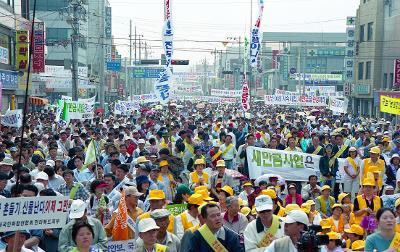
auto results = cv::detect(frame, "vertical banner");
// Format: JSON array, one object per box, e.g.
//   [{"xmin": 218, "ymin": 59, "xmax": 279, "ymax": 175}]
[
  {"xmin": 394, "ymin": 59, "xmax": 400, "ymax": 87},
  {"xmin": 344, "ymin": 17, "xmax": 356, "ymax": 95},
  {"xmin": 242, "ymin": 37, "xmax": 250, "ymax": 111},
  {"xmin": 154, "ymin": 0, "xmax": 173, "ymax": 104},
  {"xmin": 33, "ymin": 22, "xmax": 45, "ymax": 73},
  {"xmin": 16, "ymin": 30, "xmax": 29, "ymax": 71},
  {"xmin": 105, "ymin": 7, "xmax": 112, "ymax": 39},
  {"xmin": 250, "ymin": 0, "xmax": 264, "ymax": 68}
]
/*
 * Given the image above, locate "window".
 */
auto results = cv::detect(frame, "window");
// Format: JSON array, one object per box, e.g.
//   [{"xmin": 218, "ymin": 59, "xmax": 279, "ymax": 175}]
[
  {"xmin": 31, "ymin": 0, "xmax": 68, "ymax": 11},
  {"xmin": 390, "ymin": 73, "xmax": 394, "ymax": 89},
  {"xmin": 366, "ymin": 61, "xmax": 372, "ymax": 79},
  {"xmin": 367, "ymin": 22, "xmax": 374, "ymax": 41},
  {"xmin": 46, "ymin": 28, "xmax": 69, "ymax": 41},
  {"xmin": 384, "ymin": 73, "xmax": 388, "ymax": 89},
  {"xmin": 360, "ymin": 25, "xmax": 365, "ymax": 42},
  {"xmin": 358, "ymin": 62, "xmax": 364, "ymax": 80}
]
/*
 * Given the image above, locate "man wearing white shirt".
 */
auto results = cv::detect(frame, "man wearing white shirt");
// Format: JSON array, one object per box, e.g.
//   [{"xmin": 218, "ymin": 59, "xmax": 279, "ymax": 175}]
[{"xmin": 220, "ymin": 135, "xmax": 237, "ymax": 170}]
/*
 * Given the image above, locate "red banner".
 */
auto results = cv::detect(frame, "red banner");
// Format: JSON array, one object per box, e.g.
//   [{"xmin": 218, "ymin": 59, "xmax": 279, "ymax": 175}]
[
  {"xmin": 33, "ymin": 22, "xmax": 45, "ymax": 73},
  {"xmin": 241, "ymin": 77, "xmax": 250, "ymax": 111}
]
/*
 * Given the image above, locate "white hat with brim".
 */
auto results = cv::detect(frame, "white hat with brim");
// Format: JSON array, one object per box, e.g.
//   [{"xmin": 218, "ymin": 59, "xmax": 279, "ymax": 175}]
[
  {"xmin": 255, "ymin": 195, "xmax": 273, "ymax": 212},
  {"xmin": 69, "ymin": 199, "xmax": 86, "ymax": 219},
  {"xmin": 138, "ymin": 218, "xmax": 160, "ymax": 233},
  {"xmin": 282, "ymin": 210, "xmax": 309, "ymax": 226}
]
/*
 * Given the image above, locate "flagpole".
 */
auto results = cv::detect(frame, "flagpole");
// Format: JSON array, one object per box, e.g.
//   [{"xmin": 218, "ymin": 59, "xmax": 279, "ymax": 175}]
[{"xmin": 93, "ymin": 139, "xmax": 99, "ymax": 179}]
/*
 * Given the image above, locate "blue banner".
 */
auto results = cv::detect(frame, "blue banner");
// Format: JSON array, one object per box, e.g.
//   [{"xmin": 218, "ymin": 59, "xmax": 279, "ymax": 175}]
[
  {"xmin": 0, "ymin": 70, "xmax": 18, "ymax": 90},
  {"xmin": 106, "ymin": 61, "xmax": 121, "ymax": 71}
]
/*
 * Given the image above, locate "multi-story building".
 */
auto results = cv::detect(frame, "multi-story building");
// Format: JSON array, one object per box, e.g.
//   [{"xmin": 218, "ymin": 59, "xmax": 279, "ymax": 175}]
[{"xmin": 262, "ymin": 32, "xmax": 347, "ymax": 94}]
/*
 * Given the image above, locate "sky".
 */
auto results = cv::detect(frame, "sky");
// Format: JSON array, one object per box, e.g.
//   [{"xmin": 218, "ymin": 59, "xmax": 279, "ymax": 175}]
[{"xmin": 108, "ymin": 0, "xmax": 360, "ymax": 67}]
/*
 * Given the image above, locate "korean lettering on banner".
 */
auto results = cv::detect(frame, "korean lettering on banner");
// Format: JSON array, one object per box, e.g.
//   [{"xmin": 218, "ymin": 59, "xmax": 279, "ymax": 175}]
[
  {"xmin": 328, "ymin": 97, "xmax": 348, "ymax": 114},
  {"xmin": 33, "ymin": 22, "xmax": 45, "ymax": 73},
  {"xmin": 264, "ymin": 95, "xmax": 327, "ymax": 107},
  {"xmin": 380, "ymin": 95, "xmax": 400, "ymax": 115},
  {"xmin": 250, "ymin": 0, "xmax": 264, "ymax": 68},
  {"xmin": 210, "ymin": 89, "xmax": 242, "ymax": 97},
  {"xmin": 105, "ymin": 7, "xmax": 112, "ymax": 39},
  {"xmin": 241, "ymin": 78, "xmax": 250, "ymax": 111},
  {"xmin": 344, "ymin": 20, "xmax": 355, "ymax": 91},
  {"xmin": 0, "ymin": 46, "xmax": 9, "ymax": 64},
  {"xmin": 0, "ymin": 196, "xmax": 69, "ymax": 232},
  {"xmin": 0, "ymin": 70, "xmax": 18, "ymax": 89},
  {"xmin": 154, "ymin": 0, "xmax": 173, "ymax": 104},
  {"xmin": 65, "ymin": 101, "xmax": 94, "ymax": 119},
  {"xmin": 1, "ymin": 109, "xmax": 23, "ymax": 128},
  {"xmin": 166, "ymin": 204, "xmax": 187, "ymax": 216},
  {"xmin": 16, "ymin": 30, "xmax": 29, "ymax": 71},
  {"xmin": 393, "ymin": 59, "xmax": 400, "ymax": 87},
  {"xmin": 247, "ymin": 147, "xmax": 347, "ymax": 182},
  {"xmin": 107, "ymin": 239, "xmax": 135, "ymax": 252}
]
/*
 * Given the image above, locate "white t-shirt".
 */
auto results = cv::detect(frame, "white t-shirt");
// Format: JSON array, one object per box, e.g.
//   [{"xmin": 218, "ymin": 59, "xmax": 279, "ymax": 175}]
[{"xmin": 343, "ymin": 157, "xmax": 362, "ymax": 180}]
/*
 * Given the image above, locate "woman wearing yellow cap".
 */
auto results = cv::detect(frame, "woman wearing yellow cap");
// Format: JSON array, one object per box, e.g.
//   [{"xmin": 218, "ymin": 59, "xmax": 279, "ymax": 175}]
[
  {"xmin": 188, "ymin": 159, "xmax": 209, "ymax": 190},
  {"xmin": 157, "ymin": 160, "xmax": 176, "ymax": 202},
  {"xmin": 361, "ymin": 146, "xmax": 385, "ymax": 191},
  {"xmin": 327, "ymin": 204, "xmax": 345, "ymax": 234},
  {"xmin": 326, "ymin": 231, "xmax": 342, "ymax": 252}
]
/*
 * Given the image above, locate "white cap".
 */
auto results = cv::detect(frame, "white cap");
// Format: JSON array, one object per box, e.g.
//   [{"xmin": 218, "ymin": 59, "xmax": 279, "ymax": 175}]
[
  {"xmin": 138, "ymin": 218, "xmax": 160, "ymax": 233},
  {"xmin": 46, "ymin": 160, "xmax": 55, "ymax": 167},
  {"xmin": 69, "ymin": 200, "xmax": 87, "ymax": 219},
  {"xmin": 283, "ymin": 210, "xmax": 309, "ymax": 225},
  {"xmin": 213, "ymin": 141, "xmax": 220, "ymax": 148},
  {"xmin": 138, "ymin": 139, "xmax": 146, "ymax": 144},
  {"xmin": 255, "ymin": 195, "xmax": 273, "ymax": 212},
  {"xmin": 36, "ymin": 171, "xmax": 48, "ymax": 181}
]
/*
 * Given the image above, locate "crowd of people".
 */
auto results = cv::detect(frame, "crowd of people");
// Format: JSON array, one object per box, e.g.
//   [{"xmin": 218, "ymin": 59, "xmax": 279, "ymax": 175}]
[{"xmin": 1, "ymin": 102, "xmax": 400, "ymax": 252}]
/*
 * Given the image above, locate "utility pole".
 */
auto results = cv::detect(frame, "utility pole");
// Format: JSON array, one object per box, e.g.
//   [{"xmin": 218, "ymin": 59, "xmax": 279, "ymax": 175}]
[
  {"xmin": 99, "ymin": 1, "xmax": 105, "ymax": 108},
  {"xmin": 138, "ymin": 35, "xmax": 142, "ymax": 94},
  {"xmin": 133, "ymin": 26, "xmax": 137, "ymax": 95},
  {"xmin": 66, "ymin": 0, "xmax": 86, "ymax": 101},
  {"xmin": 203, "ymin": 57, "xmax": 207, "ymax": 95}
]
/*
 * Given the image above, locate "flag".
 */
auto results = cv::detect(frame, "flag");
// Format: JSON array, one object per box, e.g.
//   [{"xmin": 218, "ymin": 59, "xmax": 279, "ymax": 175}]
[
  {"xmin": 112, "ymin": 190, "xmax": 129, "ymax": 240},
  {"xmin": 61, "ymin": 101, "xmax": 69, "ymax": 121},
  {"xmin": 83, "ymin": 139, "xmax": 96, "ymax": 171}
]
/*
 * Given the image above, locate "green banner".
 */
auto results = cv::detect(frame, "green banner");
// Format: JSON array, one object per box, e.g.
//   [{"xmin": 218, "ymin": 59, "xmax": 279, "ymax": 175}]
[{"xmin": 166, "ymin": 204, "xmax": 187, "ymax": 216}]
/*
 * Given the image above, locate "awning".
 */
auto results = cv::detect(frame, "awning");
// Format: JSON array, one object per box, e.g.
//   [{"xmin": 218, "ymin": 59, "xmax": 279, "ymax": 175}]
[{"xmin": 29, "ymin": 96, "xmax": 49, "ymax": 106}]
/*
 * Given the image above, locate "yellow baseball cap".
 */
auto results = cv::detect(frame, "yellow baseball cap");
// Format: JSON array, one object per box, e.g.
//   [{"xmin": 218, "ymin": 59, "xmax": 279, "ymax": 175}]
[
  {"xmin": 251, "ymin": 206, "xmax": 257, "ymax": 215},
  {"xmin": 243, "ymin": 181, "xmax": 253, "ymax": 187},
  {"xmin": 320, "ymin": 219, "xmax": 332, "ymax": 229},
  {"xmin": 194, "ymin": 185, "xmax": 208, "ymax": 193},
  {"xmin": 221, "ymin": 185, "xmax": 234, "ymax": 196},
  {"xmin": 285, "ymin": 204, "xmax": 301, "ymax": 214},
  {"xmin": 137, "ymin": 156, "xmax": 149, "ymax": 164},
  {"xmin": 241, "ymin": 207, "xmax": 251, "ymax": 216},
  {"xmin": 216, "ymin": 160, "xmax": 226, "ymax": 167},
  {"xmin": 159, "ymin": 160, "xmax": 169, "ymax": 167},
  {"xmin": 370, "ymin": 146, "xmax": 381, "ymax": 154},
  {"xmin": 351, "ymin": 240, "xmax": 365, "ymax": 251},
  {"xmin": 148, "ymin": 189, "xmax": 166, "ymax": 200},
  {"xmin": 344, "ymin": 224, "xmax": 364, "ymax": 236},
  {"xmin": 261, "ymin": 189, "xmax": 277, "ymax": 199},
  {"xmin": 396, "ymin": 198, "xmax": 400, "ymax": 209},
  {"xmin": 194, "ymin": 159, "xmax": 205, "ymax": 165},
  {"xmin": 331, "ymin": 204, "xmax": 343, "ymax": 211},
  {"xmin": 301, "ymin": 203, "xmax": 310, "ymax": 214},
  {"xmin": 188, "ymin": 193, "xmax": 204, "ymax": 206},
  {"xmin": 321, "ymin": 185, "xmax": 331, "ymax": 191},
  {"xmin": 306, "ymin": 199, "xmax": 315, "ymax": 206},
  {"xmin": 338, "ymin": 192, "xmax": 349, "ymax": 204},
  {"xmin": 197, "ymin": 189, "xmax": 214, "ymax": 201},
  {"xmin": 327, "ymin": 231, "xmax": 340, "ymax": 240},
  {"xmin": 362, "ymin": 177, "xmax": 375, "ymax": 186}
]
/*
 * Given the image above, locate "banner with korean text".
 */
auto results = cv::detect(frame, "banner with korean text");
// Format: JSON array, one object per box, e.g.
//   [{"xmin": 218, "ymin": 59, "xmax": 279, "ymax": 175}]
[
  {"xmin": 108, "ymin": 239, "xmax": 136, "ymax": 252},
  {"xmin": 33, "ymin": 22, "xmax": 45, "ymax": 73},
  {"xmin": 62, "ymin": 100, "xmax": 95, "ymax": 120},
  {"xmin": 0, "ymin": 196, "xmax": 69, "ymax": 232},
  {"xmin": 264, "ymin": 95, "xmax": 327, "ymax": 106},
  {"xmin": 211, "ymin": 89, "xmax": 242, "ymax": 97},
  {"xmin": 394, "ymin": 59, "xmax": 400, "ymax": 87},
  {"xmin": 166, "ymin": 204, "xmax": 187, "ymax": 216},
  {"xmin": 154, "ymin": 0, "xmax": 173, "ymax": 104},
  {"xmin": 16, "ymin": 30, "xmax": 29, "ymax": 71},
  {"xmin": 328, "ymin": 97, "xmax": 348, "ymax": 114},
  {"xmin": 114, "ymin": 101, "xmax": 140, "ymax": 115},
  {"xmin": 250, "ymin": 0, "xmax": 264, "ymax": 67},
  {"xmin": 1, "ymin": 109, "xmax": 23, "ymax": 127},
  {"xmin": 380, "ymin": 95, "xmax": 400, "ymax": 115}
]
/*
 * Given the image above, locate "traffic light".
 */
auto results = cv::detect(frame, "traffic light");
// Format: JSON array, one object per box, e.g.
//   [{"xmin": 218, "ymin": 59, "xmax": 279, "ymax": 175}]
[{"xmin": 171, "ymin": 60, "xmax": 189, "ymax": 65}]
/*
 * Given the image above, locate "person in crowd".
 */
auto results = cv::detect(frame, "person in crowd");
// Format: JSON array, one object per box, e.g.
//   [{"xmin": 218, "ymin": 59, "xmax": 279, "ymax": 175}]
[
  {"xmin": 209, "ymin": 160, "xmax": 234, "ymax": 199},
  {"xmin": 326, "ymin": 231, "xmax": 343, "ymax": 252},
  {"xmin": 353, "ymin": 178, "xmax": 383, "ymax": 225},
  {"xmin": 0, "ymin": 230, "xmax": 32, "ymax": 252},
  {"xmin": 86, "ymin": 179, "xmax": 111, "ymax": 225},
  {"xmin": 187, "ymin": 203, "xmax": 242, "ymax": 252},
  {"xmin": 58, "ymin": 169, "xmax": 90, "ymax": 201},
  {"xmin": 264, "ymin": 210, "xmax": 309, "ymax": 252},
  {"xmin": 319, "ymin": 144, "xmax": 339, "ymax": 198},
  {"xmin": 239, "ymin": 181, "xmax": 254, "ymax": 202},
  {"xmin": 244, "ymin": 195, "xmax": 284, "ymax": 251},
  {"xmin": 135, "ymin": 218, "xmax": 168, "ymax": 252},
  {"xmin": 157, "ymin": 160, "xmax": 176, "ymax": 202},
  {"xmin": 222, "ymin": 196, "xmax": 248, "ymax": 241},
  {"xmin": 59, "ymin": 199, "xmax": 107, "ymax": 252},
  {"xmin": 301, "ymin": 175, "xmax": 321, "ymax": 201},
  {"xmin": 285, "ymin": 183, "xmax": 302, "ymax": 206},
  {"xmin": 343, "ymin": 147, "xmax": 362, "ymax": 200},
  {"xmin": 176, "ymin": 193, "xmax": 203, "ymax": 238},
  {"xmin": 316, "ymin": 185, "xmax": 335, "ymax": 218},
  {"xmin": 344, "ymin": 224, "xmax": 364, "ymax": 250},
  {"xmin": 173, "ymin": 184, "xmax": 193, "ymax": 204},
  {"xmin": 189, "ymin": 159, "xmax": 209, "ymax": 190},
  {"xmin": 70, "ymin": 221, "xmax": 102, "ymax": 252},
  {"xmin": 365, "ymin": 208, "xmax": 399, "ymax": 252}
]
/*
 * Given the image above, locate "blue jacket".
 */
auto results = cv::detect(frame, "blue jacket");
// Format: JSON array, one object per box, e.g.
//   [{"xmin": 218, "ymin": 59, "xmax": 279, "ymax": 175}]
[{"xmin": 187, "ymin": 226, "xmax": 243, "ymax": 252}]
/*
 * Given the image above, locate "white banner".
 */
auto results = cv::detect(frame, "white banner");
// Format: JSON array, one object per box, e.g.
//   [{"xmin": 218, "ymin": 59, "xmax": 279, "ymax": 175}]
[
  {"xmin": 114, "ymin": 101, "xmax": 140, "ymax": 115},
  {"xmin": 275, "ymin": 89, "xmax": 297, "ymax": 95},
  {"xmin": 247, "ymin": 147, "xmax": 346, "ymax": 182},
  {"xmin": 211, "ymin": 89, "xmax": 242, "ymax": 97},
  {"xmin": 130, "ymin": 93, "xmax": 159, "ymax": 103},
  {"xmin": 1, "ymin": 109, "xmax": 23, "ymax": 128},
  {"xmin": 108, "ymin": 239, "xmax": 136, "ymax": 251},
  {"xmin": 328, "ymin": 97, "xmax": 348, "ymax": 114},
  {"xmin": 64, "ymin": 100, "xmax": 94, "ymax": 120},
  {"xmin": 250, "ymin": 0, "xmax": 264, "ymax": 68},
  {"xmin": 0, "ymin": 196, "xmax": 69, "ymax": 232},
  {"xmin": 154, "ymin": 0, "xmax": 173, "ymax": 104},
  {"xmin": 264, "ymin": 95, "xmax": 327, "ymax": 106},
  {"xmin": 177, "ymin": 95, "xmax": 238, "ymax": 104}
]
